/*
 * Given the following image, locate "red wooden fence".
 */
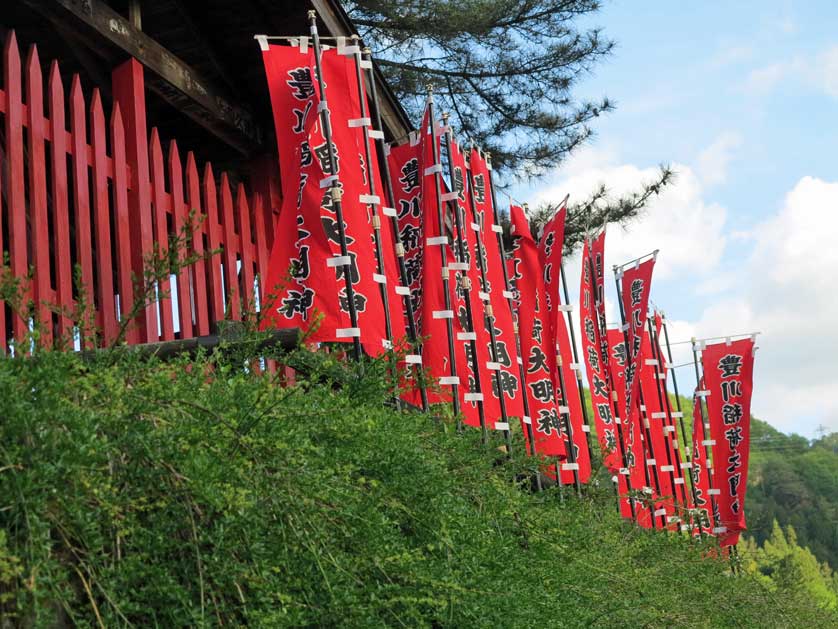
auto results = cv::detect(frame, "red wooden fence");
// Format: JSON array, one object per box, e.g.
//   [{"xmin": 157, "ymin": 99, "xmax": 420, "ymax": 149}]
[{"xmin": 0, "ymin": 30, "xmax": 277, "ymax": 352}]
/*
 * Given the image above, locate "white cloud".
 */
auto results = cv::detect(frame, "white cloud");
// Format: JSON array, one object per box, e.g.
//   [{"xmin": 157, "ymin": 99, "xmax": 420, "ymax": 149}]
[
  {"xmin": 532, "ymin": 145, "xmax": 838, "ymax": 437},
  {"xmin": 532, "ymin": 147, "xmax": 728, "ymax": 282},
  {"xmin": 812, "ymin": 45, "xmax": 838, "ymax": 99},
  {"xmin": 696, "ymin": 132, "xmax": 743, "ymax": 186},
  {"xmin": 688, "ymin": 176, "xmax": 838, "ymax": 435}
]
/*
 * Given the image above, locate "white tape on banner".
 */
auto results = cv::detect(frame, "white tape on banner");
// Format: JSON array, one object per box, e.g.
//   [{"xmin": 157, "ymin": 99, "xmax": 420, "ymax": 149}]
[
  {"xmin": 663, "ymin": 426, "xmax": 675, "ymax": 433},
  {"xmin": 457, "ymin": 332, "xmax": 476, "ymax": 341},
  {"xmin": 326, "ymin": 255, "xmax": 351, "ymax": 267},
  {"xmin": 382, "ymin": 206, "xmax": 397, "ymax": 217},
  {"xmin": 464, "ymin": 392, "xmax": 484, "ymax": 402},
  {"xmin": 495, "ymin": 422, "xmax": 510, "ymax": 431},
  {"xmin": 657, "ymin": 373, "xmax": 666, "ymax": 380},
  {"xmin": 554, "ymin": 406, "xmax": 567, "ymax": 414},
  {"xmin": 570, "ymin": 362, "xmax": 582, "ymax": 371},
  {"xmin": 708, "ymin": 488, "xmax": 721, "ymax": 496},
  {"xmin": 449, "ymin": 262, "xmax": 469, "ymax": 271},
  {"xmin": 523, "ymin": 415, "xmax": 532, "ymax": 425},
  {"xmin": 440, "ymin": 191, "xmax": 458, "ymax": 202},
  {"xmin": 359, "ymin": 59, "xmax": 372, "ymax": 69},
  {"xmin": 621, "ymin": 323, "xmax": 630, "ymax": 332},
  {"xmin": 713, "ymin": 526, "xmax": 728, "ymax": 534},
  {"xmin": 432, "ymin": 310, "xmax": 454, "ymax": 319},
  {"xmin": 661, "ymin": 465, "xmax": 675, "ymax": 472},
  {"xmin": 646, "ymin": 459, "xmax": 657, "ymax": 466},
  {"xmin": 394, "ymin": 285, "xmax": 410, "ymax": 296},
  {"xmin": 470, "ymin": 222, "xmax": 480, "ymax": 231},
  {"xmin": 654, "ymin": 509, "xmax": 667, "ymax": 517},
  {"xmin": 651, "ymin": 412, "xmax": 667, "ymax": 419},
  {"xmin": 640, "ymin": 404, "xmax": 647, "ymax": 412},
  {"xmin": 491, "ymin": 224, "xmax": 503, "ymax": 233},
  {"xmin": 701, "ymin": 439, "xmax": 716, "ymax": 446},
  {"xmin": 404, "ymin": 355, "xmax": 422, "ymax": 365},
  {"xmin": 516, "ymin": 356, "xmax": 523, "ymax": 365},
  {"xmin": 359, "ymin": 194, "xmax": 380, "ymax": 204},
  {"xmin": 705, "ymin": 460, "xmax": 713, "ymax": 468},
  {"xmin": 672, "ymin": 441, "xmax": 679, "ymax": 449},
  {"xmin": 696, "ymin": 390, "xmax": 711, "ymax": 397},
  {"xmin": 319, "ymin": 175, "xmax": 338, "ymax": 189},
  {"xmin": 424, "ymin": 164, "xmax": 443, "ymax": 175},
  {"xmin": 645, "ymin": 359, "xmax": 659, "ymax": 366},
  {"xmin": 372, "ymin": 273, "xmax": 386, "ymax": 284},
  {"xmin": 671, "ymin": 411, "xmax": 684, "ymax": 418},
  {"xmin": 348, "ymin": 117, "xmax": 371, "ymax": 128},
  {"xmin": 336, "ymin": 327, "xmax": 361, "ymax": 338},
  {"xmin": 562, "ymin": 463, "xmax": 580, "ymax": 471},
  {"xmin": 368, "ymin": 129, "xmax": 384, "ymax": 140},
  {"xmin": 643, "ymin": 419, "xmax": 651, "ymax": 429},
  {"xmin": 382, "ymin": 339, "xmax": 393, "ymax": 349},
  {"xmin": 255, "ymin": 35, "xmax": 269, "ymax": 51},
  {"xmin": 485, "ymin": 362, "xmax": 501, "ymax": 371},
  {"xmin": 502, "ymin": 290, "xmax": 514, "ymax": 299},
  {"xmin": 426, "ymin": 236, "xmax": 448, "ymax": 246},
  {"xmin": 435, "ymin": 124, "xmax": 450, "ymax": 137},
  {"xmin": 439, "ymin": 376, "xmax": 460, "ymax": 385},
  {"xmin": 680, "ymin": 462, "xmax": 692, "ymax": 470},
  {"xmin": 668, "ymin": 516, "xmax": 682, "ymax": 524},
  {"xmin": 674, "ymin": 478, "xmax": 685, "ymax": 485},
  {"xmin": 642, "ymin": 486, "xmax": 654, "ymax": 494},
  {"xmin": 619, "ymin": 468, "xmax": 630, "ymax": 476},
  {"xmin": 478, "ymin": 291, "xmax": 490, "ymax": 301},
  {"xmin": 557, "ymin": 304, "xmax": 574, "ymax": 312},
  {"xmin": 581, "ymin": 424, "xmax": 591, "ymax": 432},
  {"xmin": 317, "ymin": 101, "xmax": 329, "ymax": 114}
]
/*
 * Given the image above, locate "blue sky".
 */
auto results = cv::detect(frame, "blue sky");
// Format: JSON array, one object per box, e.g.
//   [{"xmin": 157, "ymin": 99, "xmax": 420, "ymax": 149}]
[{"xmin": 510, "ymin": 1, "xmax": 838, "ymax": 438}]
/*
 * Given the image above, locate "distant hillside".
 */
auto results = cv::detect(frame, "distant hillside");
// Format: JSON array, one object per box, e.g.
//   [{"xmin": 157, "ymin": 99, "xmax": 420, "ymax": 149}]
[{"xmin": 1, "ymin": 345, "xmax": 835, "ymax": 627}]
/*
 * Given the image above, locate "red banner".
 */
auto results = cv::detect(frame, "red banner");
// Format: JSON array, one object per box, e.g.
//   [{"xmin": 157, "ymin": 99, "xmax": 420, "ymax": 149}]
[
  {"xmin": 259, "ymin": 45, "xmax": 395, "ymax": 355},
  {"xmin": 691, "ymin": 383, "xmax": 716, "ymax": 536},
  {"xmin": 580, "ymin": 237, "xmax": 619, "ymax": 471},
  {"xmin": 619, "ymin": 257, "xmax": 656, "ymax": 434},
  {"xmin": 538, "ymin": 208, "xmax": 591, "ymax": 483},
  {"xmin": 386, "ymin": 135, "xmax": 424, "ymax": 323},
  {"xmin": 508, "ymin": 204, "xmax": 566, "ymax": 458},
  {"xmin": 417, "ymin": 111, "xmax": 471, "ymax": 412},
  {"xmin": 702, "ymin": 338, "xmax": 756, "ymax": 546},
  {"xmin": 448, "ymin": 139, "xmax": 496, "ymax": 428},
  {"xmin": 469, "ymin": 149, "xmax": 524, "ymax": 418}
]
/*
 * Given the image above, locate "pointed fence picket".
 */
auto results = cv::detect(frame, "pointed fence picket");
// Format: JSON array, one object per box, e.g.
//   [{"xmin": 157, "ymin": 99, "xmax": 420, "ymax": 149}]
[{"xmin": 0, "ymin": 31, "xmax": 280, "ymax": 361}]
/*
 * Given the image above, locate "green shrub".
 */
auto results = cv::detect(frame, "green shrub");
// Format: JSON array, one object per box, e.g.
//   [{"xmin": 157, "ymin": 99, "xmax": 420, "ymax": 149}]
[{"xmin": 0, "ymin": 344, "xmax": 834, "ymax": 627}]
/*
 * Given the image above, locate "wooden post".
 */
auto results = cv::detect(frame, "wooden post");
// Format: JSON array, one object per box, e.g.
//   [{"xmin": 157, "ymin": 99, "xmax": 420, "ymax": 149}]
[{"xmin": 112, "ymin": 59, "xmax": 156, "ymax": 342}]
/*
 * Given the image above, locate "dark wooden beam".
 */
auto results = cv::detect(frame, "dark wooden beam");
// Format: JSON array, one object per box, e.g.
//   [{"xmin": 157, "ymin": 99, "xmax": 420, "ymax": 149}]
[{"xmin": 24, "ymin": 0, "xmax": 262, "ymax": 156}]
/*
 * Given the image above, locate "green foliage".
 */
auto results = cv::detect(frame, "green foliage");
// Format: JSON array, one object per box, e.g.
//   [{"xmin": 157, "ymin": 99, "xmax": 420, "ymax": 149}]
[
  {"xmin": 1, "ymin": 345, "xmax": 835, "ymax": 627},
  {"xmin": 740, "ymin": 522, "xmax": 838, "ymax": 610}
]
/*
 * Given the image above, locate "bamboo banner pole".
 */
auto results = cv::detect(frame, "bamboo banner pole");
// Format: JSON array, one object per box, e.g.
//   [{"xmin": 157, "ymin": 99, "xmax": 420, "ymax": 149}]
[
  {"xmin": 441, "ymin": 118, "xmax": 489, "ymax": 443},
  {"xmin": 307, "ymin": 11, "xmax": 361, "ymax": 362},
  {"xmin": 613, "ymin": 268, "xmax": 668, "ymax": 529},
  {"xmin": 582, "ymin": 234, "xmax": 638, "ymax": 522},
  {"xmin": 426, "ymin": 89, "xmax": 462, "ymax": 422},
  {"xmin": 646, "ymin": 316, "xmax": 697, "ymax": 531},
  {"xmin": 691, "ymin": 338, "xmax": 723, "ymax": 542},
  {"xmin": 347, "ymin": 38, "xmax": 397, "ymax": 399},
  {"xmin": 558, "ymin": 256, "xmax": 595, "ymax": 463},
  {"xmin": 361, "ymin": 46, "xmax": 429, "ymax": 411}
]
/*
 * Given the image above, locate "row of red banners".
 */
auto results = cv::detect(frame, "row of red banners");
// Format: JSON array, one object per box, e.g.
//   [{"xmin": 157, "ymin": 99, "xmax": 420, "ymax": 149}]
[{"xmin": 257, "ymin": 42, "xmax": 756, "ymax": 543}]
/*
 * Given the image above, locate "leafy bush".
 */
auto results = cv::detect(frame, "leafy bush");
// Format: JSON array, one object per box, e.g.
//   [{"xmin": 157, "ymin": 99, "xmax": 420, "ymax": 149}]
[{"xmin": 1, "ymin": 343, "xmax": 835, "ymax": 627}]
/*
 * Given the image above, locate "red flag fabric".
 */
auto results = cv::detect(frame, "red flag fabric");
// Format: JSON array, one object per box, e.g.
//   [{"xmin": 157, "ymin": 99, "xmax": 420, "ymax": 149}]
[
  {"xmin": 619, "ymin": 257, "xmax": 656, "ymax": 436},
  {"xmin": 447, "ymin": 139, "xmax": 495, "ymax": 428},
  {"xmin": 469, "ymin": 149, "xmax": 524, "ymax": 418},
  {"xmin": 508, "ymin": 204, "xmax": 566, "ymax": 458},
  {"xmin": 386, "ymin": 135, "xmax": 424, "ymax": 321},
  {"xmin": 538, "ymin": 208, "xmax": 591, "ymax": 483},
  {"xmin": 259, "ymin": 45, "xmax": 396, "ymax": 355},
  {"xmin": 417, "ymin": 111, "xmax": 471, "ymax": 412},
  {"xmin": 607, "ymin": 329, "xmax": 653, "ymax": 523},
  {"xmin": 580, "ymin": 237, "xmax": 620, "ymax": 472},
  {"xmin": 691, "ymin": 383, "xmax": 716, "ymax": 537},
  {"xmin": 702, "ymin": 338, "xmax": 756, "ymax": 546}
]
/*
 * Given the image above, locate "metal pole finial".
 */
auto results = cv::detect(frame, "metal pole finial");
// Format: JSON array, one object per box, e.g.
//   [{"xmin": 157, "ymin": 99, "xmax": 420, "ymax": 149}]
[{"xmin": 307, "ymin": 9, "xmax": 316, "ymax": 20}]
